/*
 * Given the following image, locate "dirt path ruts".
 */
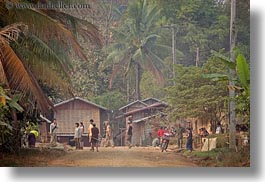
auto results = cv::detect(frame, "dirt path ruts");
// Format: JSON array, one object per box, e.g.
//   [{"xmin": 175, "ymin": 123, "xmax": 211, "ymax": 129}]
[{"xmin": 48, "ymin": 146, "xmax": 198, "ymax": 167}]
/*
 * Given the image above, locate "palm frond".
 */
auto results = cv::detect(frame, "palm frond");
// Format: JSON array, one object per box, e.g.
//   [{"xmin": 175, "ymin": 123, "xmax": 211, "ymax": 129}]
[
  {"xmin": 143, "ymin": 48, "xmax": 164, "ymax": 85},
  {"xmin": 0, "ymin": 22, "xmax": 27, "ymax": 45},
  {"xmin": 32, "ymin": 61, "xmax": 73, "ymax": 96},
  {"xmin": 17, "ymin": 34, "xmax": 72, "ymax": 73},
  {"xmin": 42, "ymin": 9, "xmax": 102, "ymax": 47},
  {"xmin": 14, "ymin": 42, "xmax": 73, "ymax": 94},
  {"xmin": 0, "ymin": 60, "xmax": 9, "ymax": 86},
  {"xmin": 140, "ymin": 34, "xmax": 160, "ymax": 48},
  {"xmin": 144, "ymin": 4, "xmax": 160, "ymax": 32},
  {"xmin": 0, "ymin": 42, "xmax": 52, "ymax": 113},
  {"xmin": 109, "ymin": 59, "xmax": 129, "ymax": 89},
  {"xmin": 11, "ymin": 8, "xmax": 87, "ymax": 60},
  {"xmin": 0, "ymin": 23, "xmax": 27, "ymax": 86},
  {"xmin": 145, "ymin": 47, "xmax": 165, "ymax": 69}
]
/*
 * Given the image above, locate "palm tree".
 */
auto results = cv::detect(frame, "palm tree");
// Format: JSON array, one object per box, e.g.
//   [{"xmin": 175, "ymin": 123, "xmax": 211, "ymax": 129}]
[
  {"xmin": 0, "ymin": 0, "xmax": 102, "ymax": 152},
  {"xmin": 105, "ymin": 0, "xmax": 170, "ymax": 101},
  {"xmin": 0, "ymin": 0, "xmax": 101, "ymax": 114}
]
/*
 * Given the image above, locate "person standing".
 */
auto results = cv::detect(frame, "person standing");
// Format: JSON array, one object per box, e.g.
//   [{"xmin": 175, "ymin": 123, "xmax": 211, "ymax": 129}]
[
  {"xmin": 88, "ymin": 119, "xmax": 94, "ymax": 150},
  {"xmin": 157, "ymin": 126, "xmax": 165, "ymax": 146},
  {"xmin": 74, "ymin": 123, "xmax": 81, "ymax": 150},
  {"xmin": 91, "ymin": 123, "xmax": 99, "ymax": 152},
  {"xmin": 126, "ymin": 121, "xmax": 133, "ymax": 148},
  {"xmin": 28, "ymin": 129, "xmax": 39, "ymax": 148},
  {"xmin": 79, "ymin": 122, "xmax": 85, "ymax": 149},
  {"xmin": 186, "ymin": 128, "xmax": 193, "ymax": 152},
  {"xmin": 216, "ymin": 122, "xmax": 223, "ymax": 134},
  {"xmin": 105, "ymin": 121, "xmax": 114, "ymax": 147},
  {"xmin": 50, "ymin": 119, "xmax": 58, "ymax": 146},
  {"xmin": 176, "ymin": 124, "xmax": 185, "ymax": 148}
]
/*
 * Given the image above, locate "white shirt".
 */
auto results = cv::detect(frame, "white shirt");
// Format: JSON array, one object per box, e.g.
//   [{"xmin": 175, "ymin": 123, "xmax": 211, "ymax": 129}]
[
  {"xmin": 74, "ymin": 127, "xmax": 81, "ymax": 139},
  {"xmin": 50, "ymin": 123, "xmax": 58, "ymax": 134}
]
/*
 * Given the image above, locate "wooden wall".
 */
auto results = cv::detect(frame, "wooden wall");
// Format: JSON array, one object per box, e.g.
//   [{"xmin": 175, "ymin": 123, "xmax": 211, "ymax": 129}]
[{"xmin": 54, "ymin": 99, "xmax": 101, "ymax": 135}]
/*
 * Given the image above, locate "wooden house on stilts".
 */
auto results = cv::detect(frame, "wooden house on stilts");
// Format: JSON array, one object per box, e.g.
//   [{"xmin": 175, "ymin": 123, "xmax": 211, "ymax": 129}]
[{"xmin": 53, "ymin": 97, "xmax": 109, "ymax": 146}]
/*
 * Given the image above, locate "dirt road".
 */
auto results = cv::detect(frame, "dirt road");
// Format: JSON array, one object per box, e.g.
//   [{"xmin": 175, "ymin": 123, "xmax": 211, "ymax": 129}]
[{"xmin": 47, "ymin": 146, "xmax": 198, "ymax": 167}]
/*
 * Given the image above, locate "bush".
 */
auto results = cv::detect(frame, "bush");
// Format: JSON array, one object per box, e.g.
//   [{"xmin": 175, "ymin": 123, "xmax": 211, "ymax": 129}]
[
  {"xmin": 183, "ymin": 147, "xmax": 250, "ymax": 167},
  {"xmin": 208, "ymin": 134, "xmax": 228, "ymax": 148}
]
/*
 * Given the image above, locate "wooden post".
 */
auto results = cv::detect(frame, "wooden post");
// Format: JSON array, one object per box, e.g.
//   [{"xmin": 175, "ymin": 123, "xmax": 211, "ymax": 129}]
[
  {"xmin": 172, "ymin": 26, "xmax": 176, "ymax": 84},
  {"xmin": 195, "ymin": 47, "xmax": 199, "ymax": 67},
  {"xmin": 229, "ymin": 0, "xmax": 237, "ymax": 150}
]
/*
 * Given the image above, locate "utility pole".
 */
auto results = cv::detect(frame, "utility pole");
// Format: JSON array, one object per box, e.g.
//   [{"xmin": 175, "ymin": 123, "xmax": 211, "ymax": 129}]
[
  {"xmin": 172, "ymin": 26, "xmax": 176, "ymax": 81},
  {"xmin": 195, "ymin": 47, "xmax": 199, "ymax": 67},
  {"xmin": 161, "ymin": 24, "xmax": 177, "ymax": 84},
  {"xmin": 229, "ymin": 0, "xmax": 237, "ymax": 150}
]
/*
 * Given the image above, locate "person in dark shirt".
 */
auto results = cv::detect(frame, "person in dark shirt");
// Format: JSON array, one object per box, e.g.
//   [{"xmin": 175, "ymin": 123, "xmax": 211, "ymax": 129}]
[
  {"xmin": 126, "ymin": 121, "xmax": 133, "ymax": 148},
  {"xmin": 91, "ymin": 123, "xmax": 99, "ymax": 152},
  {"xmin": 186, "ymin": 128, "xmax": 193, "ymax": 152},
  {"xmin": 176, "ymin": 124, "xmax": 185, "ymax": 148}
]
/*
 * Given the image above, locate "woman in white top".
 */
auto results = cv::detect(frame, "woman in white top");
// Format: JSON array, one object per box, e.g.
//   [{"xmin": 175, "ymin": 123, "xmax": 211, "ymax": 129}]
[{"xmin": 216, "ymin": 122, "xmax": 223, "ymax": 134}]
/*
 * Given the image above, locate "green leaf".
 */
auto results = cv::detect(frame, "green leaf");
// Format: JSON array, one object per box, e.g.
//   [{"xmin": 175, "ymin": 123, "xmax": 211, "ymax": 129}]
[
  {"xmin": 211, "ymin": 50, "xmax": 236, "ymax": 69},
  {"xmin": 236, "ymin": 54, "xmax": 250, "ymax": 90},
  {"xmin": 202, "ymin": 73, "xmax": 229, "ymax": 81},
  {"xmin": 0, "ymin": 121, "xmax": 13, "ymax": 130},
  {"xmin": 6, "ymin": 94, "xmax": 24, "ymax": 112}
]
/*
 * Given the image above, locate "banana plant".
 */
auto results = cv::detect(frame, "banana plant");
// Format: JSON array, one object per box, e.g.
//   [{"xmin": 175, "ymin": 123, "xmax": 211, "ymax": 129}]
[
  {"xmin": 203, "ymin": 51, "xmax": 250, "ymax": 93},
  {"xmin": 203, "ymin": 51, "xmax": 250, "ymax": 124}
]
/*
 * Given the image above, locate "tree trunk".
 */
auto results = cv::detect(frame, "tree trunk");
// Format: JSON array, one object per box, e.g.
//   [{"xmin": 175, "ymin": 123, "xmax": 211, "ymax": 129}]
[
  {"xmin": 229, "ymin": 0, "xmax": 237, "ymax": 150},
  {"xmin": 11, "ymin": 109, "xmax": 20, "ymax": 153},
  {"xmin": 135, "ymin": 63, "xmax": 141, "ymax": 100},
  {"xmin": 126, "ymin": 76, "xmax": 130, "ymax": 102}
]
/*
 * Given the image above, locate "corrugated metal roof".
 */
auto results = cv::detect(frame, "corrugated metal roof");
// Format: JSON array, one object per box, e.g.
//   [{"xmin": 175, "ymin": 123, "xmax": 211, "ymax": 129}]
[
  {"xmin": 142, "ymin": 98, "xmax": 162, "ymax": 104},
  {"xmin": 54, "ymin": 97, "xmax": 108, "ymax": 110},
  {"xmin": 132, "ymin": 115, "xmax": 155, "ymax": 123},
  {"xmin": 123, "ymin": 102, "xmax": 166, "ymax": 116},
  {"xmin": 118, "ymin": 100, "xmax": 148, "ymax": 111},
  {"xmin": 115, "ymin": 102, "xmax": 167, "ymax": 119}
]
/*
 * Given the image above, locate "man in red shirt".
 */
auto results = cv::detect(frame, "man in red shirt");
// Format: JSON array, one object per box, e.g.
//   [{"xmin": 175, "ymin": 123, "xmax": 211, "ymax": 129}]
[{"xmin": 157, "ymin": 126, "xmax": 165, "ymax": 146}]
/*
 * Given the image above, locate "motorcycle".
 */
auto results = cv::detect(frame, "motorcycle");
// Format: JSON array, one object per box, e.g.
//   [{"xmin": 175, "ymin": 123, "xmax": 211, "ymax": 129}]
[{"xmin": 160, "ymin": 133, "xmax": 170, "ymax": 152}]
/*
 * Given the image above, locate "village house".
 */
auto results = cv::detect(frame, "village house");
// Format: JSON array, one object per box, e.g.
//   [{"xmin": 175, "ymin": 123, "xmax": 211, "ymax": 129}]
[
  {"xmin": 116, "ymin": 98, "xmax": 167, "ymax": 146},
  {"xmin": 52, "ymin": 97, "xmax": 109, "ymax": 146}
]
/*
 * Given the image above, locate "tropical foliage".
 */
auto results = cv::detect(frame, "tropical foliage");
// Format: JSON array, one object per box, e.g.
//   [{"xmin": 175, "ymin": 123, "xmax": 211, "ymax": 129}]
[
  {"xmin": 165, "ymin": 58, "xmax": 228, "ymax": 132},
  {"xmin": 203, "ymin": 51, "xmax": 250, "ymax": 125},
  {"xmin": 0, "ymin": 0, "xmax": 101, "ymax": 114},
  {"xmin": 0, "ymin": 0, "xmax": 101, "ymax": 152},
  {"xmin": 104, "ymin": 0, "xmax": 171, "ymax": 101}
]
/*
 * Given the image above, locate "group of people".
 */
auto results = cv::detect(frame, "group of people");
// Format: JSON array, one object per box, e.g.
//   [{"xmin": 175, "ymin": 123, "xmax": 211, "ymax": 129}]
[
  {"xmin": 49, "ymin": 117, "xmax": 134, "ymax": 150},
  {"xmin": 73, "ymin": 121, "xmax": 85, "ymax": 150},
  {"xmin": 74, "ymin": 119, "xmax": 99, "ymax": 152},
  {"xmin": 101, "ymin": 119, "xmax": 133, "ymax": 149},
  {"xmin": 154, "ymin": 124, "xmax": 193, "ymax": 152},
  {"xmin": 101, "ymin": 121, "xmax": 114, "ymax": 148},
  {"xmin": 49, "ymin": 118, "xmax": 100, "ymax": 151}
]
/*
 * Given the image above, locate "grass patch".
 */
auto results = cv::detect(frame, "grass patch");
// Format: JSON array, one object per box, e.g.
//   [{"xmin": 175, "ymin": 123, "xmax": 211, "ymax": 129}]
[
  {"xmin": 182, "ymin": 147, "xmax": 250, "ymax": 167},
  {"xmin": 0, "ymin": 148, "xmax": 66, "ymax": 167}
]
